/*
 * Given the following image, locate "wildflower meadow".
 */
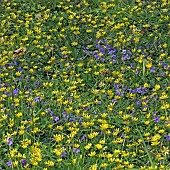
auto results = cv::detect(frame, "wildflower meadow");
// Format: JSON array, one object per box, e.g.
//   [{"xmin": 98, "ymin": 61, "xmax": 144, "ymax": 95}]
[{"xmin": 0, "ymin": 0, "xmax": 170, "ymax": 169}]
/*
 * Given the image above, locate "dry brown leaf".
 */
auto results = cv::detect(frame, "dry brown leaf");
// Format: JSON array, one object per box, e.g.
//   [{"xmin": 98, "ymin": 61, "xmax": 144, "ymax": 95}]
[{"xmin": 13, "ymin": 47, "xmax": 26, "ymax": 54}]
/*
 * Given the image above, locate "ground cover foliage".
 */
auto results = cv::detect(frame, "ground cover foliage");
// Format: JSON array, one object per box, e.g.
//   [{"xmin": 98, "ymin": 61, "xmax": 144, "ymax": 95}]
[{"xmin": 0, "ymin": 0, "xmax": 170, "ymax": 169}]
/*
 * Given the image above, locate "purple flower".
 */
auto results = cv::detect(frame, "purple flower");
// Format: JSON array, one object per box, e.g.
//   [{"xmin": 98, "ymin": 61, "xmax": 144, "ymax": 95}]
[
  {"xmin": 121, "ymin": 134, "xmax": 126, "ymax": 138},
  {"xmin": 135, "ymin": 70, "xmax": 139, "ymax": 75},
  {"xmin": 115, "ymin": 89, "xmax": 121, "ymax": 96},
  {"xmin": 61, "ymin": 151, "xmax": 67, "ymax": 157},
  {"xmin": 77, "ymin": 57, "xmax": 84, "ymax": 60},
  {"xmin": 147, "ymin": 45, "xmax": 152, "ymax": 49},
  {"xmin": 130, "ymin": 63, "xmax": 134, "ymax": 68},
  {"xmin": 54, "ymin": 116, "xmax": 59, "ymax": 122},
  {"xmin": 100, "ymin": 58, "xmax": 105, "ymax": 62},
  {"xmin": 7, "ymin": 138, "xmax": 13, "ymax": 146},
  {"xmin": 73, "ymin": 148, "xmax": 80, "ymax": 154},
  {"xmin": 81, "ymin": 134, "xmax": 86, "ymax": 140},
  {"xmin": 96, "ymin": 39, "xmax": 99, "ymax": 44},
  {"xmin": 114, "ymin": 83, "xmax": 119, "ymax": 88},
  {"xmin": 155, "ymin": 95, "xmax": 159, "ymax": 100},
  {"xmin": 165, "ymin": 134, "xmax": 170, "ymax": 141},
  {"xmin": 34, "ymin": 82, "xmax": 40, "ymax": 86},
  {"xmin": 153, "ymin": 101, "xmax": 156, "ymax": 106},
  {"xmin": 79, "ymin": 118, "xmax": 82, "ymax": 124},
  {"xmin": 84, "ymin": 106, "xmax": 89, "ymax": 111},
  {"xmin": 99, "ymin": 47, "xmax": 105, "ymax": 54},
  {"xmin": 82, "ymin": 46, "xmax": 89, "ymax": 51},
  {"xmin": 121, "ymin": 49, "xmax": 127, "ymax": 54},
  {"xmin": 34, "ymin": 97, "xmax": 41, "ymax": 102},
  {"xmin": 112, "ymin": 99, "xmax": 117, "ymax": 103},
  {"xmin": 150, "ymin": 67, "xmax": 156, "ymax": 73},
  {"xmin": 136, "ymin": 87, "xmax": 142, "ymax": 94},
  {"xmin": 136, "ymin": 87, "xmax": 147, "ymax": 95},
  {"xmin": 155, "ymin": 40, "xmax": 160, "ymax": 45},
  {"xmin": 47, "ymin": 108, "xmax": 54, "ymax": 116},
  {"xmin": 62, "ymin": 111, "xmax": 67, "ymax": 117},
  {"xmin": 13, "ymin": 89, "xmax": 19, "ymax": 96},
  {"xmin": 21, "ymin": 159, "xmax": 28, "ymax": 166},
  {"xmin": 69, "ymin": 117, "xmax": 74, "ymax": 122},
  {"xmin": 111, "ymin": 54, "xmax": 117, "ymax": 59},
  {"xmin": 131, "ymin": 110, "xmax": 135, "ymax": 115},
  {"xmin": 146, "ymin": 160, "xmax": 150, "ymax": 165},
  {"xmin": 127, "ymin": 50, "xmax": 132, "ymax": 55},
  {"xmin": 14, "ymin": 61, "xmax": 18, "ymax": 65},
  {"xmin": 108, "ymin": 49, "xmax": 116, "ymax": 55},
  {"xmin": 98, "ymin": 101, "xmax": 102, "ymax": 105},
  {"xmin": 4, "ymin": 91, "xmax": 10, "ymax": 95},
  {"xmin": 94, "ymin": 54, "xmax": 100, "ymax": 60},
  {"xmin": 123, "ymin": 54, "xmax": 130, "ymax": 60},
  {"xmin": 161, "ymin": 72, "xmax": 165, "ymax": 76},
  {"xmin": 6, "ymin": 161, "xmax": 12, "ymax": 167},
  {"xmin": 112, "ymin": 59, "xmax": 116, "ymax": 63},
  {"xmin": 136, "ymin": 100, "xmax": 141, "ymax": 106},
  {"xmin": 106, "ymin": 44, "xmax": 111, "ymax": 51},
  {"xmin": 154, "ymin": 116, "xmax": 160, "ymax": 123},
  {"xmin": 18, "ymin": 67, "xmax": 22, "ymax": 72},
  {"xmin": 128, "ymin": 88, "xmax": 136, "ymax": 94}
]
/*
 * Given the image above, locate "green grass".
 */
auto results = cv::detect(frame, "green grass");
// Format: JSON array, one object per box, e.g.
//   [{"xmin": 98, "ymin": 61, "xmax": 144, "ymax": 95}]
[{"xmin": 0, "ymin": 0, "xmax": 170, "ymax": 169}]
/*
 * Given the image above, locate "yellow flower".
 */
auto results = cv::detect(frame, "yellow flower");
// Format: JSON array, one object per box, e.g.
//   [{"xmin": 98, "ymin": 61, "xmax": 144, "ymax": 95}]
[
  {"xmin": 19, "ymin": 130, "xmax": 25, "ymax": 135},
  {"xmin": 89, "ymin": 164, "xmax": 98, "ymax": 170},
  {"xmin": 100, "ymin": 163, "xmax": 107, "ymax": 167},
  {"xmin": 162, "ymin": 43, "xmax": 168, "ymax": 48},
  {"xmin": 71, "ymin": 41, "xmax": 78, "ymax": 46},
  {"xmin": 100, "ymin": 123, "xmax": 109, "ymax": 131},
  {"xmin": 146, "ymin": 63, "xmax": 152, "ymax": 69},
  {"xmin": 159, "ymin": 53, "xmax": 166, "ymax": 59},
  {"xmin": 88, "ymin": 151, "xmax": 96, "ymax": 157},
  {"xmin": 99, "ymin": 139, "xmax": 105, "ymax": 144},
  {"xmin": 77, "ymin": 62, "xmax": 83, "ymax": 67},
  {"xmin": 72, "ymin": 159, "xmax": 76, "ymax": 165},
  {"xmin": 161, "ymin": 146, "xmax": 169, "ymax": 155},
  {"xmin": 57, "ymin": 159, "xmax": 62, "ymax": 163},
  {"xmin": 53, "ymin": 134, "xmax": 64, "ymax": 142},
  {"xmin": 113, "ymin": 128, "xmax": 120, "ymax": 136},
  {"xmin": 154, "ymin": 84, "xmax": 160, "ymax": 90},
  {"xmin": 95, "ymin": 144, "xmax": 103, "ymax": 150},
  {"xmin": 144, "ymin": 83, "xmax": 149, "ymax": 88},
  {"xmin": 21, "ymin": 139, "xmax": 31, "ymax": 148},
  {"xmin": 144, "ymin": 120, "xmax": 150, "ymax": 125},
  {"xmin": 84, "ymin": 143, "xmax": 92, "ymax": 150},
  {"xmin": 44, "ymin": 161, "xmax": 54, "ymax": 167},
  {"xmin": 160, "ymin": 92, "xmax": 168, "ymax": 99},
  {"xmin": 86, "ymin": 29, "xmax": 92, "ymax": 33},
  {"xmin": 96, "ymin": 31, "xmax": 102, "ymax": 39},
  {"xmin": 158, "ymin": 129, "xmax": 165, "ymax": 134},
  {"xmin": 113, "ymin": 149, "xmax": 121, "ymax": 155},
  {"xmin": 152, "ymin": 134, "xmax": 161, "ymax": 141},
  {"xmin": 128, "ymin": 164, "xmax": 134, "ymax": 168},
  {"xmin": 32, "ymin": 127, "xmax": 41, "ymax": 134},
  {"xmin": 88, "ymin": 132, "xmax": 98, "ymax": 139},
  {"xmin": 16, "ymin": 112, "xmax": 22, "ymax": 118},
  {"xmin": 15, "ymin": 71, "xmax": 21, "ymax": 76},
  {"xmin": 53, "ymin": 148, "xmax": 64, "ymax": 156},
  {"xmin": 12, "ymin": 161, "xmax": 18, "ymax": 167}
]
